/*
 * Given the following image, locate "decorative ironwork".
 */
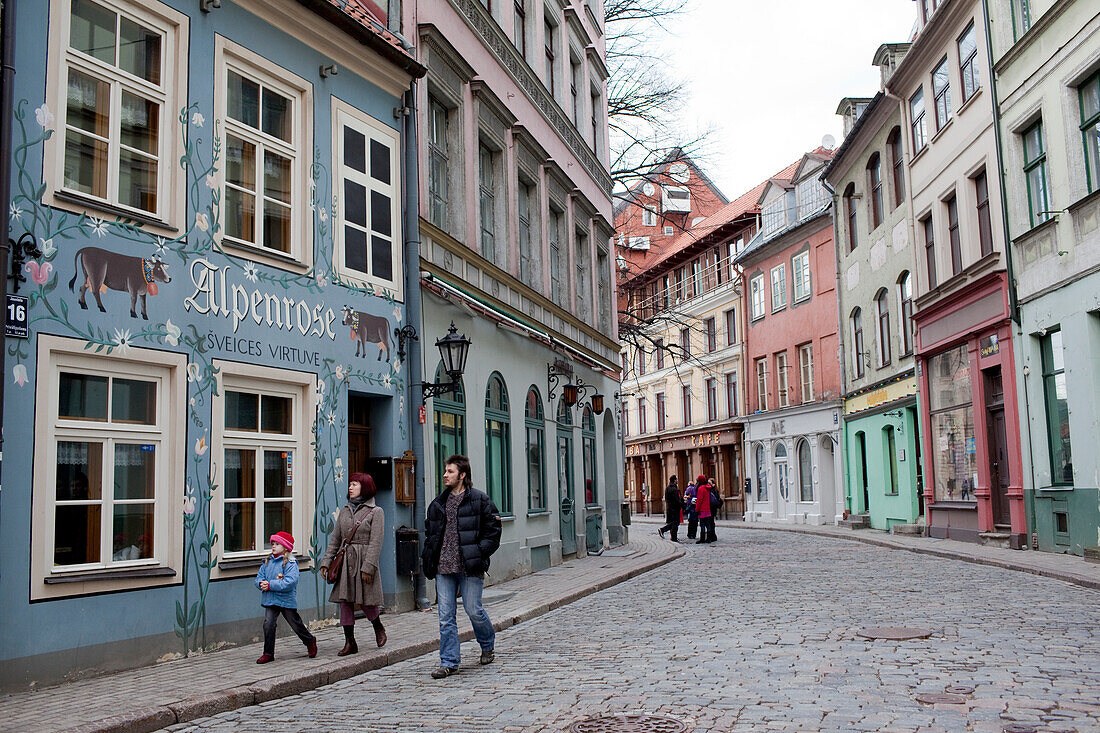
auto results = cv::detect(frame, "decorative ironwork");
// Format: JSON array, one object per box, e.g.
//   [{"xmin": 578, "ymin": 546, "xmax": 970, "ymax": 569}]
[
  {"xmin": 7, "ymin": 232, "xmax": 42, "ymax": 294},
  {"xmin": 394, "ymin": 324, "xmax": 419, "ymax": 361},
  {"xmin": 420, "ymin": 322, "xmax": 471, "ymax": 404},
  {"xmin": 547, "ymin": 359, "xmax": 573, "ymax": 402}
]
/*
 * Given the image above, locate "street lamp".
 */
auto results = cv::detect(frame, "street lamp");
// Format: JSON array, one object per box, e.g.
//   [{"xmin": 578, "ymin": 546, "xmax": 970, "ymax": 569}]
[{"xmin": 421, "ymin": 322, "xmax": 472, "ymax": 403}]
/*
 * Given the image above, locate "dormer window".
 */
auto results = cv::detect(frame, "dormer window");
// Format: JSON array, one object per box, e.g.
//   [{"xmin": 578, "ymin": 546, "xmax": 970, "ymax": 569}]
[
  {"xmin": 762, "ymin": 197, "xmax": 785, "ymax": 235},
  {"xmin": 662, "ymin": 185, "xmax": 691, "ymax": 212},
  {"xmin": 796, "ymin": 177, "xmax": 828, "ymax": 220}
]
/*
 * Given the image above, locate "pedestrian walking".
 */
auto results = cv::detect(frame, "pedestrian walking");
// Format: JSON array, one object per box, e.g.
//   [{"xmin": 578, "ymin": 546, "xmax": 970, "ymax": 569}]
[
  {"xmin": 657, "ymin": 475, "xmax": 682, "ymax": 541},
  {"xmin": 684, "ymin": 480, "xmax": 699, "ymax": 540},
  {"xmin": 421, "ymin": 454, "xmax": 502, "ymax": 679},
  {"xmin": 319, "ymin": 472, "xmax": 387, "ymax": 656},
  {"xmin": 254, "ymin": 531, "xmax": 317, "ymax": 664},
  {"xmin": 695, "ymin": 475, "xmax": 717, "ymax": 544}
]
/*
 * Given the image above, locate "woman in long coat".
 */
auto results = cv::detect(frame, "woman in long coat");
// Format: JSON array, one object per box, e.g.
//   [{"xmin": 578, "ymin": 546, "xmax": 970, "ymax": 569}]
[{"xmin": 320, "ymin": 472, "xmax": 386, "ymax": 655}]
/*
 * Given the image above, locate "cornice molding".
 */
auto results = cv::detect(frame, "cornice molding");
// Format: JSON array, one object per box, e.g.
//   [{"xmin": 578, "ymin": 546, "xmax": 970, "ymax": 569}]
[{"xmin": 993, "ymin": 0, "xmax": 1078, "ymax": 74}]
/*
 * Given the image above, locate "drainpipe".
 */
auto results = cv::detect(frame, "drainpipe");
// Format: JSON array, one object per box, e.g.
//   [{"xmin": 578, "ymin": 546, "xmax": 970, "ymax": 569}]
[
  {"xmin": 400, "ymin": 81, "xmax": 429, "ymax": 609},
  {"xmin": 0, "ymin": 0, "xmax": 19, "ymax": 519},
  {"xmin": 820, "ymin": 177, "xmax": 850, "ymax": 519}
]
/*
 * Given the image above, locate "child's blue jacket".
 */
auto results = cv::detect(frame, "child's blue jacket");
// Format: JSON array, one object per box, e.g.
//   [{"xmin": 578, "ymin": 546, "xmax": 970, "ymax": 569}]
[{"xmin": 254, "ymin": 554, "xmax": 300, "ymax": 608}]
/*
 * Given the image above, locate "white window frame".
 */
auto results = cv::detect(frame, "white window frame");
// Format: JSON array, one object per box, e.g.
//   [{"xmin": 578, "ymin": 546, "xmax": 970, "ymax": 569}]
[
  {"xmin": 770, "ymin": 264, "xmax": 786, "ymax": 312},
  {"xmin": 642, "ymin": 205, "xmax": 657, "ymax": 227},
  {"xmin": 31, "ymin": 335, "xmax": 186, "ymax": 600},
  {"xmin": 762, "ymin": 197, "xmax": 785, "ymax": 234},
  {"xmin": 799, "ymin": 343, "xmax": 814, "ymax": 402},
  {"xmin": 750, "ymin": 274, "xmax": 765, "ymax": 320},
  {"xmin": 332, "ymin": 98, "xmax": 403, "ymax": 299},
  {"xmin": 44, "ymin": 0, "xmax": 189, "ymax": 232},
  {"xmin": 792, "ymin": 250, "xmax": 811, "ymax": 301},
  {"xmin": 663, "ymin": 225, "xmax": 674, "ymax": 236},
  {"xmin": 755, "ymin": 358, "xmax": 768, "ymax": 411},
  {"xmin": 776, "ymin": 351, "xmax": 789, "ymax": 408},
  {"xmin": 214, "ymin": 36, "xmax": 314, "ymax": 272},
  {"xmin": 210, "ymin": 361, "xmax": 316, "ymax": 578}
]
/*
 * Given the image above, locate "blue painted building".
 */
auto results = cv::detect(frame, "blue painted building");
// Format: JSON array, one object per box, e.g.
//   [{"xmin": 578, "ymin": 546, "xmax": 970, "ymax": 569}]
[{"xmin": 0, "ymin": 0, "xmax": 425, "ymax": 688}]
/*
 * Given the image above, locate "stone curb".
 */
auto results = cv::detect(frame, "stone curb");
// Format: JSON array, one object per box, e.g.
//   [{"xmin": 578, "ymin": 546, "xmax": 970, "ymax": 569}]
[
  {"xmin": 62, "ymin": 541, "xmax": 684, "ymax": 733},
  {"xmin": 635, "ymin": 515, "xmax": 1100, "ymax": 592}
]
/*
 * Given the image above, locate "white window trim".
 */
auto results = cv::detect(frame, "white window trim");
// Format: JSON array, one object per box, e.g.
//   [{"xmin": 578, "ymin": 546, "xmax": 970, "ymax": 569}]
[
  {"xmin": 44, "ymin": 0, "xmax": 189, "ymax": 233},
  {"xmin": 750, "ymin": 274, "xmax": 765, "ymax": 320},
  {"xmin": 792, "ymin": 251, "xmax": 811, "ymax": 302},
  {"xmin": 210, "ymin": 360, "xmax": 316, "ymax": 579},
  {"xmin": 31, "ymin": 335, "xmax": 187, "ymax": 600},
  {"xmin": 642, "ymin": 205, "xmax": 657, "ymax": 227},
  {"xmin": 771, "ymin": 264, "xmax": 787, "ymax": 312},
  {"xmin": 214, "ymin": 35, "xmax": 314, "ymax": 273},
  {"xmin": 799, "ymin": 343, "xmax": 814, "ymax": 402},
  {"xmin": 331, "ymin": 97, "xmax": 403, "ymax": 299}
]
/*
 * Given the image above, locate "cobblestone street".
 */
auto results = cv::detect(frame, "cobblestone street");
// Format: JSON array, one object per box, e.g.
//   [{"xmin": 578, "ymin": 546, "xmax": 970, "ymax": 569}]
[{"xmin": 173, "ymin": 530, "xmax": 1100, "ymax": 733}]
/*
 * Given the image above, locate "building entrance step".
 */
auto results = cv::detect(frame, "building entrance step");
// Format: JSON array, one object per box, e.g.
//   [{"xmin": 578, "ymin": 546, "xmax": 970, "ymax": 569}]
[
  {"xmin": 891, "ymin": 523, "xmax": 924, "ymax": 536},
  {"xmin": 839, "ymin": 514, "xmax": 870, "ymax": 529},
  {"xmin": 979, "ymin": 531, "xmax": 1013, "ymax": 549}
]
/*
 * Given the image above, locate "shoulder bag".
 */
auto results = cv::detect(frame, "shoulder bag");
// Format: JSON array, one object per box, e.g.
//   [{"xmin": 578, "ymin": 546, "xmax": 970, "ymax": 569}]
[{"xmin": 324, "ymin": 507, "xmax": 374, "ymax": 584}]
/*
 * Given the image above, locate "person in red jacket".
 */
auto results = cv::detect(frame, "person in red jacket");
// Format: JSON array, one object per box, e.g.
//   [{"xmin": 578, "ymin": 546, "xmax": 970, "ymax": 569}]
[{"xmin": 695, "ymin": 474, "xmax": 716, "ymax": 544}]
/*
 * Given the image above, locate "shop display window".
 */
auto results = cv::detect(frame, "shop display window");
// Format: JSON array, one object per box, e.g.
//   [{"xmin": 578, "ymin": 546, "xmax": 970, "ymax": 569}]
[{"xmin": 928, "ymin": 345, "xmax": 976, "ymax": 502}]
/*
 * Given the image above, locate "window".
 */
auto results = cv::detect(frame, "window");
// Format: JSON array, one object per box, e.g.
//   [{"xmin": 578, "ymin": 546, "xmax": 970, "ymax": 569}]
[
  {"xmin": 920, "ymin": 0, "xmax": 941, "ymax": 22},
  {"xmin": 797, "ymin": 440, "xmax": 813, "ymax": 502},
  {"xmin": 1041, "ymin": 330, "xmax": 1073, "ymax": 485},
  {"xmin": 1023, "ymin": 120, "xmax": 1051, "ymax": 228},
  {"xmin": 217, "ymin": 41, "xmax": 311, "ymax": 265},
  {"xmin": 334, "ymin": 101, "xmax": 401, "ymax": 296},
  {"xmin": 518, "ymin": 179, "xmax": 536, "ymax": 287},
  {"xmin": 582, "ymin": 407, "xmax": 597, "ymax": 505},
  {"xmin": 590, "ymin": 86, "xmax": 601, "ymax": 154},
  {"xmin": 755, "ymin": 358, "xmax": 768, "ymax": 412},
  {"xmin": 33, "ymin": 336, "xmax": 186, "ymax": 599},
  {"xmin": 705, "ymin": 317, "xmax": 717, "ymax": 352},
  {"xmin": 868, "ymin": 153, "xmax": 883, "ymax": 230},
  {"xmin": 663, "ymin": 225, "xmax": 674, "ymax": 236},
  {"xmin": 598, "ymin": 248, "xmax": 610, "ymax": 332},
  {"xmin": 845, "ymin": 183, "xmax": 858, "ymax": 252},
  {"xmin": 776, "ymin": 351, "xmax": 789, "ymax": 408},
  {"xmin": 888, "ymin": 127, "xmax": 905, "ymax": 208},
  {"xmin": 774, "ymin": 443, "xmax": 789, "ymax": 500},
  {"xmin": 755, "ymin": 443, "xmax": 768, "ymax": 500},
  {"xmin": 876, "ymin": 289, "xmax": 892, "ymax": 366},
  {"xmin": 427, "ymin": 97, "xmax": 450, "ymax": 229},
  {"xmin": 656, "ymin": 392, "xmax": 666, "ymax": 431},
  {"xmin": 655, "ymin": 339, "xmax": 665, "ymax": 369},
  {"xmin": 1081, "ymin": 70, "xmax": 1100, "ymax": 192},
  {"xmin": 750, "ymin": 274, "xmax": 765, "ymax": 320},
  {"xmin": 910, "ymin": 88, "xmax": 927, "ymax": 153},
  {"xmin": 796, "ymin": 177, "xmax": 828, "ymax": 219},
  {"xmin": 770, "ymin": 265, "xmax": 786, "ymax": 312},
  {"xmin": 792, "ymin": 251, "xmax": 811, "ymax": 301},
  {"xmin": 1011, "ymin": 0, "xmax": 1031, "ymax": 40},
  {"xmin": 575, "ymin": 229, "xmax": 590, "ymax": 319},
  {"xmin": 681, "ymin": 385, "xmax": 692, "ymax": 426},
  {"xmin": 636, "ymin": 346, "xmax": 646, "ymax": 376},
  {"xmin": 432, "ymin": 364, "xmax": 466, "ymax": 494},
  {"xmin": 973, "ymin": 170, "xmax": 993, "ymax": 257},
  {"xmin": 706, "ymin": 378, "xmax": 718, "ymax": 422},
  {"xmin": 726, "ymin": 372, "xmax": 738, "ymax": 417},
  {"xmin": 543, "ymin": 17, "xmax": 556, "ymax": 96},
  {"xmin": 642, "ymin": 205, "xmax": 657, "ymax": 226},
  {"xmin": 549, "ymin": 207, "xmax": 566, "ymax": 307},
  {"xmin": 798, "ymin": 343, "xmax": 814, "ymax": 402},
  {"xmin": 958, "ymin": 23, "xmax": 979, "ymax": 104},
  {"xmin": 932, "ymin": 57, "xmax": 951, "ymax": 131},
  {"xmin": 851, "ymin": 308, "xmax": 865, "ymax": 379},
  {"xmin": 762, "ymin": 197, "xmax": 785, "ymax": 234},
  {"xmin": 898, "ymin": 271, "xmax": 914, "ymax": 356},
  {"xmin": 680, "ymin": 327, "xmax": 691, "ymax": 358},
  {"xmin": 484, "ymin": 375, "xmax": 512, "ymax": 515},
  {"xmin": 725, "ymin": 308, "xmax": 737, "ymax": 345},
  {"xmin": 478, "ymin": 143, "xmax": 498, "ymax": 263},
  {"xmin": 946, "ymin": 194, "xmax": 962, "ymax": 276},
  {"xmin": 214, "ymin": 361, "xmax": 316, "ymax": 573},
  {"xmin": 923, "ymin": 215, "xmax": 937, "ymax": 289},
  {"xmin": 525, "ymin": 388, "xmax": 546, "ymax": 512},
  {"xmin": 570, "ymin": 56, "xmax": 581, "ymax": 124},
  {"xmin": 674, "ymin": 268, "xmax": 685, "ymax": 302},
  {"xmin": 50, "ymin": 0, "xmax": 186, "ymax": 224},
  {"xmin": 637, "ymin": 398, "xmax": 647, "ymax": 434},
  {"xmin": 513, "ymin": 0, "xmax": 527, "ymax": 57},
  {"xmin": 884, "ymin": 426, "xmax": 899, "ymax": 495},
  {"xmin": 928, "ymin": 345, "xmax": 976, "ymax": 502}
]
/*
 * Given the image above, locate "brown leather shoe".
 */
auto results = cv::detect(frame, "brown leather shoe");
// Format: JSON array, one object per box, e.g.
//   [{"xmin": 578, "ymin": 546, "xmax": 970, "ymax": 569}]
[
  {"xmin": 375, "ymin": 627, "xmax": 387, "ymax": 648},
  {"xmin": 306, "ymin": 640, "xmax": 318, "ymax": 658},
  {"xmin": 337, "ymin": 640, "xmax": 358, "ymax": 656}
]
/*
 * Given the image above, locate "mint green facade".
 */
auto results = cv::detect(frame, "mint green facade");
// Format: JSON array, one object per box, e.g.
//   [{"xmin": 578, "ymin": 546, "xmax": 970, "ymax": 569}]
[{"xmin": 843, "ymin": 402, "xmax": 921, "ymax": 530}]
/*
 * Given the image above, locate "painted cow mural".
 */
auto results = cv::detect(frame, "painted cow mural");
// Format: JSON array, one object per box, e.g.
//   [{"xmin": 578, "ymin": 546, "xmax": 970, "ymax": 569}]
[
  {"xmin": 342, "ymin": 306, "xmax": 390, "ymax": 361},
  {"xmin": 68, "ymin": 247, "xmax": 171, "ymax": 319}
]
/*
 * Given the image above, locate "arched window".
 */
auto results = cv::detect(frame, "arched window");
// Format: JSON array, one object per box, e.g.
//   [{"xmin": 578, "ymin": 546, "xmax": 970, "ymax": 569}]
[
  {"xmin": 867, "ymin": 153, "xmax": 883, "ymax": 229},
  {"xmin": 888, "ymin": 127, "xmax": 905, "ymax": 207},
  {"xmin": 556, "ymin": 398, "xmax": 573, "ymax": 426},
  {"xmin": 851, "ymin": 308, "xmax": 865, "ymax": 379},
  {"xmin": 797, "ymin": 439, "xmax": 813, "ymax": 502},
  {"xmin": 897, "ymin": 271, "xmax": 913, "ymax": 355},
  {"xmin": 773, "ymin": 442, "xmax": 789, "ymax": 499},
  {"xmin": 844, "ymin": 183, "xmax": 858, "ymax": 252},
  {"xmin": 581, "ymin": 406, "xmax": 597, "ymax": 505},
  {"xmin": 484, "ymin": 373, "xmax": 512, "ymax": 515},
  {"xmin": 525, "ymin": 387, "xmax": 546, "ymax": 512},
  {"xmin": 432, "ymin": 362, "xmax": 465, "ymax": 494},
  {"xmin": 755, "ymin": 443, "xmax": 768, "ymax": 500},
  {"xmin": 876, "ymin": 288, "xmax": 892, "ymax": 366}
]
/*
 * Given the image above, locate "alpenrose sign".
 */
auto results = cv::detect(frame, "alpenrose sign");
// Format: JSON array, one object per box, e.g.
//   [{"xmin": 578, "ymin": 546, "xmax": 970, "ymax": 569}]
[{"xmin": 184, "ymin": 259, "xmax": 338, "ymax": 339}]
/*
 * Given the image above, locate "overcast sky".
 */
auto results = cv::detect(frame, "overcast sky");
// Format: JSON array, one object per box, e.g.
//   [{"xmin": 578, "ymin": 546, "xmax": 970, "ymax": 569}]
[{"xmin": 661, "ymin": 0, "xmax": 917, "ymax": 199}]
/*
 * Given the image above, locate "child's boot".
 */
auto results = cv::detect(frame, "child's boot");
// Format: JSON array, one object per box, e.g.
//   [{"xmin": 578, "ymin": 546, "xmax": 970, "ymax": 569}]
[{"xmin": 337, "ymin": 625, "xmax": 358, "ymax": 656}]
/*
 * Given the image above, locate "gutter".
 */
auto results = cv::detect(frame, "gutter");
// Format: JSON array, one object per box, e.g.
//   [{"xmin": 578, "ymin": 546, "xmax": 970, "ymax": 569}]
[
  {"xmin": 820, "ymin": 176, "xmax": 851, "ymax": 515},
  {"xmin": 297, "ymin": 0, "xmax": 427, "ymax": 77}
]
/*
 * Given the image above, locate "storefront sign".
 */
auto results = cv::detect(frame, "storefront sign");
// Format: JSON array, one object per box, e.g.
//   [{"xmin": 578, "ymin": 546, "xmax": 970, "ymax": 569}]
[
  {"xmin": 844, "ymin": 377, "xmax": 918, "ymax": 415},
  {"xmin": 865, "ymin": 388, "xmax": 888, "ymax": 408},
  {"xmin": 625, "ymin": 430, "xmax": 737, "ymax": 456},
  {"xmin": 770, "ymin": 420, "xmax": 786, "ymax": 436},
  {"xmin": 980, "ymin": 334, "xmax": 1000, "ymax": 357},
  {"xmin": 204, "ymin": 332, "xmax": 322, "ymax": 366}
]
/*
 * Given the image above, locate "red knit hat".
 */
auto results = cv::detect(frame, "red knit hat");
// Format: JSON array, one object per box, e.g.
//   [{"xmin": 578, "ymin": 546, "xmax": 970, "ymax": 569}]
[
  {"xmin": 270, "ymin": 531, "xmax": 294, "ymax": 552},
  {"xmin": 696, "ymin": 474, "xmax": 707, "ymax": 485}
]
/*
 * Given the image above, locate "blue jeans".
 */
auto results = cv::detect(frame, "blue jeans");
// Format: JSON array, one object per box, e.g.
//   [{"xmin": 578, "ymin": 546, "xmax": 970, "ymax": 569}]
[{"xmin": 435, "ymin": 573, "xmax": 495, "ymax": 668}]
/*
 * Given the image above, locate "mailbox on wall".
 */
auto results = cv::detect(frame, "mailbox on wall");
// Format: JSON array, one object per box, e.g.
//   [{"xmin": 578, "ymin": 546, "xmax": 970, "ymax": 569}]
[{"xmin": 393, "ymin": 450, "xmax": 416, "ymax": 505}]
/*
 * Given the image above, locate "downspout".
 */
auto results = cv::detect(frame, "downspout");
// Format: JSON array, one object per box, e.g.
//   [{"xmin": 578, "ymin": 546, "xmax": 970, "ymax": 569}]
[
  {"xmin": 400, "ymin": 81, "xmax": 430, "ymax": 608},
  {"xmin": 820, "ymin": 177, "xmax": 850, "ymax": 518},
  {"xmin": 0, "ymin": 0, "xmax": 19, "ymax": 516}
]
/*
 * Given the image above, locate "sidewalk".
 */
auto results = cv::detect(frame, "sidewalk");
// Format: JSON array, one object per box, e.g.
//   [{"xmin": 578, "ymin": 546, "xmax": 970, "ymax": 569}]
[
  {"xmin": 633, "ymin": 514, "xmax": 1100, "ymax": 590},
  {"xmin": 0, "ymin": 535, "xmax": 682, "ymax": 733}
]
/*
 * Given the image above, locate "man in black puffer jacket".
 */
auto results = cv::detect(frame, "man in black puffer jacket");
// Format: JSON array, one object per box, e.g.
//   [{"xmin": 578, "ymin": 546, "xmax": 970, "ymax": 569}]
[{"xmin": 421, "ymin": 454, "xmax": 502, "ymax": 679}]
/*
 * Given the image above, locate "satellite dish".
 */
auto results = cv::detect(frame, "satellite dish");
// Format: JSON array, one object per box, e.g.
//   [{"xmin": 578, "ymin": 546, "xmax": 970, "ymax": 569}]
[
  {"xmin": 822, "ymin": 134, "xmax": 837, "ymax": 150},
  {"xmin": 642, "ymin": 182, "xmax": 656, "ymax": 196}
]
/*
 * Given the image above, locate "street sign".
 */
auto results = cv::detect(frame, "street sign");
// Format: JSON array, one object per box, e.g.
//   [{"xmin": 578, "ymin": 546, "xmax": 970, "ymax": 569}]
[{"xmin": 5, "ymin": 294, "xmax": 28, "ymax": 339}]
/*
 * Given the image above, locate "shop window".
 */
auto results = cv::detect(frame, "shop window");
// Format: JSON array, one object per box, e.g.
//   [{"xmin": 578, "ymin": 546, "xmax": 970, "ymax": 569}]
[
  {"xmin": 797, "ymin": 439, "xmax": 813, "ymax": 502},
  {"xmin": 525, "ymin": 387, "xmax": 546, "ymax": 512},
  {"xmin": 46, "ymin": 0, "xmax": 188, "ymax": 227},
  {"xmin": 33, "ymin": 335, "xmax": 186, "ymax": 599},
  {"xmin": 928, "ymin": 344, "xmax": 976, "ymax": 502},
  {"xmin": 216, "ymin": 39, "xmax": 312, "ymax": 268},
  {"xmin": 485, "ymin": 373, "xmax": 512, "ymax": 515},
  {"xmin": 1040, "ymin": 330, "xmax": 1073, "ymax": 485},
  {"xmin": 213, "ymin": 361, "xmax": 315, "ymax": 572},
  {"xmin": 755, "ymin": 443, "xmax": 767, "ymax": 501},
  {"xmin": 582, "ymin": 407, "xmax": 597, "ymax": 506},
  {"xmin": 334, "ymin": 100, "xmax": 401, "ymax": 297}
]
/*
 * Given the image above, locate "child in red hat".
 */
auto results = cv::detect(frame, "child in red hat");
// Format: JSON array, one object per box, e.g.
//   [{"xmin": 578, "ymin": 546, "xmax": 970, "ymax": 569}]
[{"xmin": 254, "ymin": 531, "xmax": 318, "ymax": 663}]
